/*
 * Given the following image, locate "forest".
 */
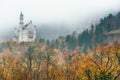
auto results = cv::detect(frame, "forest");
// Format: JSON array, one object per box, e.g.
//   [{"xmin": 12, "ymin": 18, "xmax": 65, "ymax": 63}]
[
  {"xmin": 0, "ymin": 11, "xmax": 120, "ymax": 80},
  {"xmin": 63, "ymin": 12, "xmax": 120, "ymax": 52},
  {"xmin": 0, "ymin": 41, "xmax": 120, "ymax": 80}
]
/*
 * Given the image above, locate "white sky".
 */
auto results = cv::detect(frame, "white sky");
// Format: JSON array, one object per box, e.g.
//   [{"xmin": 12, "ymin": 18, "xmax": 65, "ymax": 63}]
[{"xmin": 0, "ymin": 0, "xmax": 120, "ymax": 40}]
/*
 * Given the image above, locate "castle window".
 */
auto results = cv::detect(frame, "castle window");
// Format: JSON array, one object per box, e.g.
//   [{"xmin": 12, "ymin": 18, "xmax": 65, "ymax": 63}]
[{"xmin": 28, "ymin": 31, "xmax": 34, "ymax": 34}]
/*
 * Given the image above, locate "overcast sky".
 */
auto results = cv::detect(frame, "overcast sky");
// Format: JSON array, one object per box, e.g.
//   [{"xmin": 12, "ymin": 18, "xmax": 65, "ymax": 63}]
[{"xmin": 0, "ymin": 0, "xmax": 120, "ymax": 40}]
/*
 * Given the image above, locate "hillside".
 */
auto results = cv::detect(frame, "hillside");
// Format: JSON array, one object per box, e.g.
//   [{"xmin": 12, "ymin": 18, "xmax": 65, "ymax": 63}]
[
  {"xmin": 56, "ymin": 12, "xmax": 120, "ymax": 52},
  {"xmin": 1, "ymin": 11, "xmax": 120, "ymax": 80}
]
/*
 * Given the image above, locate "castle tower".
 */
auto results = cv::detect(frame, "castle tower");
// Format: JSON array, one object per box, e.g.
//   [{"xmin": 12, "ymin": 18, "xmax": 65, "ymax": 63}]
[
  {"xmin": 19, "ymin": 12, "xmax": 24, "ymax": 27},
  {"xmin": 13, "ymin": 12, "xmax": 36, "ymax": 42}
]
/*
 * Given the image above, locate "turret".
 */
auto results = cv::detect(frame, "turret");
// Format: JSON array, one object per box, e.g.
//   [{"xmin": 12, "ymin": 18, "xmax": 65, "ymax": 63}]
[{"xmin": 19, "ymin": 12, "xmax": 24, "ymax": 27}]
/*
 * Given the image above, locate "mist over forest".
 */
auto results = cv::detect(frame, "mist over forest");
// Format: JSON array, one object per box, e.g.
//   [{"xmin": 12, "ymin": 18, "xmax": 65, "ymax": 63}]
[
  {"xmin": 0, "ymin": 10, "xmax": 119, "ymax": 41},
  {"xmin": 1, "ymin": 0, "xmax": 120, "ymax": 80}
]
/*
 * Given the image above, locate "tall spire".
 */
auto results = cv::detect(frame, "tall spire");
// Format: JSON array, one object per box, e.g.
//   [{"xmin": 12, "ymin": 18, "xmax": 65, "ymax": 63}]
[
  {"xmin": 20, "ymin": 12, "xmax": 23, "ymax": 20},
  {"xmin": 19, "ymin": 12, "xmax": 24, "ymax": 27}
]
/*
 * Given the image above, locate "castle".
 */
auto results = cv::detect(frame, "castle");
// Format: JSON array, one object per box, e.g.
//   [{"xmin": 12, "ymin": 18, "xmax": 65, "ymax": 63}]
[{"xmin": 13, "ymin": 12, "xmax": 36, "ymax": 42}]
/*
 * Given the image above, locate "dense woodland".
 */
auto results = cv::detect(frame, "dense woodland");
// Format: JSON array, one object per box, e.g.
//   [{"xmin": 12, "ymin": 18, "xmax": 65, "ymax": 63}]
[
  {"xmin": 62, "ymin": 12, "xmax": 120, "ymax": 52},
  {"xmin": 0, "ymin": 41, "xmax": 120, "ymax": 80},
  {"xmin": 0, "ymin": 12, "xmax": 120, "ymax": 80}
]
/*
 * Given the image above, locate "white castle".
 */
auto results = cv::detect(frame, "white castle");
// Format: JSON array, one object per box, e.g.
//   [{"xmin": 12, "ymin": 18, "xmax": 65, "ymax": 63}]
[{"xmin": 13, "ymin": 12, "xmax": 36, "ymax": 42}]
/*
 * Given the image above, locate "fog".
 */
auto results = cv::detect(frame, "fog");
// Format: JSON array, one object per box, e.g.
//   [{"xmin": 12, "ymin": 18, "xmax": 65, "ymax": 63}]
[{"xmin": 0, "ymin": 0, "xmax": 120, "ymax": 40}]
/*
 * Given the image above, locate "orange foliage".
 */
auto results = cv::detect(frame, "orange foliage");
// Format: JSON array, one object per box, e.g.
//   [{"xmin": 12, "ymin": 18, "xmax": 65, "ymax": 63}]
[{"xmin": 0, "ymin": 42, "xmax": 120, "ymax": 80}]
